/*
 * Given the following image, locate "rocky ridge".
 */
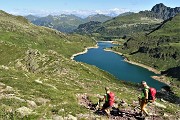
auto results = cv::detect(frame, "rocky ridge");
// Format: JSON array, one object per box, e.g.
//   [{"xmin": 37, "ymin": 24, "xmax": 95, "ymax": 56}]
[{"xmin": 151, "ymin": 3, "xmax": 180, "ymax": 20}]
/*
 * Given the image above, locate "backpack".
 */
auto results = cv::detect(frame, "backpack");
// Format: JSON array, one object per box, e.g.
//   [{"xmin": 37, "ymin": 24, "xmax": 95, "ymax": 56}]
[
  {"xmin": 108, "ymin": 92, "xmax": 115, "ymax": 102},
  {"xmin": 148, "ymin": 87, "xmax": 156, "ymax": 102},
  {"xmin": 107, "ymin": 92, "xmax": 115, "ymax": 106}
]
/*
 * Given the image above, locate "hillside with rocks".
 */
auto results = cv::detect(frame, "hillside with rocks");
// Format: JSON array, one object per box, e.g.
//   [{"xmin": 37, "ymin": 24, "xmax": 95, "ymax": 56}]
[{"xmin": 0, "ymin": 9, "xmax": 180, "ymax": 120}]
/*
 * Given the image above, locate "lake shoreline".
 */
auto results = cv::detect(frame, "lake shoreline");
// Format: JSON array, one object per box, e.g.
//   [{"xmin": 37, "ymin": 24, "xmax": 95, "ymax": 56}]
[
  {"xmin": 105, "ymin": 49, "xmax": 160, "ymax": 74},
  {"xmin": 70, "ymin": 44, "xmax": 99, "ymax": 60},
  {"xmin": 72, "ymin": 41, "xmax": 169, "ymax": 86},
  {"xmin": 71, "ymin": 41, "xmax": 113, "ymax": 60},
  {"xmin": 105, "ymin": 48, "xmax": 170, "ymax": 85}
]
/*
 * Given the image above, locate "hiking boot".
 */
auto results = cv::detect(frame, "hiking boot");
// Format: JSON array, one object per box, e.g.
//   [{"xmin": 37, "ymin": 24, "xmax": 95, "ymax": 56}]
[
  {"xmin": 145, "ymin": 113, "xmax": 149, "ymax": 117},
  {"xmin": 139, "ymin": 112, "xmax": 143, "ymax": 116}
]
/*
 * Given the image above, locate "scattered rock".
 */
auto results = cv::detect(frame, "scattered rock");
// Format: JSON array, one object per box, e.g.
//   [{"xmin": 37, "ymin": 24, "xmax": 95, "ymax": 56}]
[
  {"xmin": 64, "ymin": 114, "xmax": 77, "ymax": 120},
  {"xmin": 27, "ymin": 100, "xmax": 37, "ymax": 109},
  {"xmin": 118, "ymin": 100, "xmax": 128, "ymax": 108},
  {"xmin": 0, "ymin": 82, "xmax": 6, "ymax": 87},
  {"xmin": 154, "ymin": 101, "xmax": 166, "ymax": 108},
  {"xmin": 160, "ymin": 98, "xmax": 167, "ymax": 103},
  {"xmin": 36, "ymin": 97, "xmax": 50, "ymax": 105},
  {"xmin": 12, "ymin": 96, "xmax": 26, "ymax": 102},
  {"xmin": 76, "ymin": 93, "xmax": 92, "ymax": 109},
  {"xmin": 163, "ymin": 113, "xmax": 169, "ymax": 117},
  {"xmin": 16, "ymin": 106, "xmax": 33, "ymax": 117},
  {"xmin": 0, "ymin": 65, "xmax": 9, "ymax": 70},
  {"xmin": 35, "ymin": 79, "xmax": 43, "ymax": 84},
  {"xmin": 52, "ymin": 115, "xmax": 64, "ymax": 120},
  {"xmin": 5, "ymin": 86, "xmax": 14, "ymax": 91},
  {"xmin": 45, "ymin": 83, "xmax": 58, "ymax": 90}
]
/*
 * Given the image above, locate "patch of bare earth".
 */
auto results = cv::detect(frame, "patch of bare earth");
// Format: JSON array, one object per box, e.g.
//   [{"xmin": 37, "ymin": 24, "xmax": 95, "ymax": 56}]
[{"xmin": 76, "ymin": 93, "xmax": 165, "ymax": 120}]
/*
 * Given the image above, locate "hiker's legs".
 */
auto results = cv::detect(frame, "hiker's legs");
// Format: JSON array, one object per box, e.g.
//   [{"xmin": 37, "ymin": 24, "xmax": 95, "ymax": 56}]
[
  {"xmin": 97, "ymin": 97, "xmax": 104, "ymax": 110},
  {"xmin": 102, "ymin": 102, "xmax": 112, "ymax": 117},
  {"xmin": 140, "ymin": 99, "xmax": 148, "ymax": 115},
  {"xmin": 102, "ymin": 102, "xmax": 108, "ymax": 110},
  {"xmin": 105, "ymin": 108, "xmax": 110, "ymax": 116},
  {"xmin": 138, "ymin": 97, "xmax": 142, "ymax": 106}
]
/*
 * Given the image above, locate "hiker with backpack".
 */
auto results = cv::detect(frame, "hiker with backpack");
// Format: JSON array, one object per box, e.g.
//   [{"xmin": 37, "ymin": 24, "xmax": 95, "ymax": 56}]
[
  {"xmin": 101, "ymin": 87, "xmax": 115, "ymax": 116},
  {"xmin": 138, "ymin": 81, "xmax": 157, "ymax": 116}
]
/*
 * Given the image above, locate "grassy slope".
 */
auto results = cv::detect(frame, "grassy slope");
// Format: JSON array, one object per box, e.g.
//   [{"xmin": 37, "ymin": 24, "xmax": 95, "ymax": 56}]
[
  {"xmin": 0, "ymin": 10, "xmax": 179, "ymax": 119},
  {"xmin": 0, "ymin": 10, "xmax": 139, "ymax": 119}
]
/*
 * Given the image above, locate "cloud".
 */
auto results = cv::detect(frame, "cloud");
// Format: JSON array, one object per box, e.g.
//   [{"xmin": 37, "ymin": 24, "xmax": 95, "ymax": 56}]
[{"xmin": 7, "ymin": 8, "xmax": 130, "ymax": 17}]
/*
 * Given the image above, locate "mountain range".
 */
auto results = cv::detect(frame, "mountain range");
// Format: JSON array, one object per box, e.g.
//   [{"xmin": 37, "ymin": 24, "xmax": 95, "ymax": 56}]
[
  {"xmin": 25, "ymin": 14, "xmax": 112, "ymax": 33},
  {"xmin": 74, "ymin": 3, "xmax": 180, "ymax": 39},
  {"xmin": 25, "ymin": 3, "xmax": 180, "ymax": 34}
]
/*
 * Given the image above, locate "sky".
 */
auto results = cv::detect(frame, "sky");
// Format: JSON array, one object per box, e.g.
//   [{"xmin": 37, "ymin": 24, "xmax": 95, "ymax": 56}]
[{"xmin": 0, "ymin": 0, "xmax": 180, "ymax": 17}]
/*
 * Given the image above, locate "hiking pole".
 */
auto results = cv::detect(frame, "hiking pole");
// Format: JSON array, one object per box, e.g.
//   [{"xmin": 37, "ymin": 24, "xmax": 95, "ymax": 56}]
[{"xmin": 153, "ymin": 102, "xmax": 156, "ymax": 120}]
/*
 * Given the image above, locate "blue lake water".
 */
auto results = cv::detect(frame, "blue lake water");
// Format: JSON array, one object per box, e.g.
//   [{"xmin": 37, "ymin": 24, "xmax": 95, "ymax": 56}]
[{"xmin": 74, "ymin": 42, "xmax": 167, "ymax": 90}]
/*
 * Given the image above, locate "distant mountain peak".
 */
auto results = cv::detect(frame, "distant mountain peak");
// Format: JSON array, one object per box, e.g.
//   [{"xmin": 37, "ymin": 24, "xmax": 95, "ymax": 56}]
[
  {"xmin": 151, "ymin": 3, "xmax": 180, "ymax": 20},
  {"xmin": 157, "ymin": 3, "xmax": 166, "ymax": 7},
  {"xmin": 151, "ymin": 3, "xmax": 168, "ymax": 11}
]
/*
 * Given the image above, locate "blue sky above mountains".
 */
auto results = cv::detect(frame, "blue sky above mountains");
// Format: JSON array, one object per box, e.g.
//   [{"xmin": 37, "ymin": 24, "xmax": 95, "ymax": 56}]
[{"xmin": 0, "ymin": 0, "xmax": 179, "ymax": 17}]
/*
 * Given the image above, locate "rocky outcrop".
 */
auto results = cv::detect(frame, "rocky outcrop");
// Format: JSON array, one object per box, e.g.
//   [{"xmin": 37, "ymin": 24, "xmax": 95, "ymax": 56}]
[
  {"xmin": 151, "ymin": 3, "xmax": 180, "ymax": 20},
  {"xmin": 161, "ymin": 66, "xmax": 180, "ymax": 80}
]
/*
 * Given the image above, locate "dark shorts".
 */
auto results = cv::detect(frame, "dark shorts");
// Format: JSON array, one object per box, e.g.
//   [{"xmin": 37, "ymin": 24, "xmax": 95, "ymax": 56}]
[{"xmin": 102, "ymin": 102, "xmax": 112, "ymax": 110}]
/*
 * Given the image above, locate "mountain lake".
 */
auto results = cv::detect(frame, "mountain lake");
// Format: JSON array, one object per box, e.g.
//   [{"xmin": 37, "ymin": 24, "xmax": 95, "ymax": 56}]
[{"xmin": 74, "ymin": 41, "xmax": 167, "ymax": 90}]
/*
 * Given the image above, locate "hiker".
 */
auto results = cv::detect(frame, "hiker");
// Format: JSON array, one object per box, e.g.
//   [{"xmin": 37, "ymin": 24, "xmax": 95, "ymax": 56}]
[
  {"xmin": 95, "ymin": 96, "xmax": 104, "ymax": 110},
  {"xmin": 138, "ymin": 81, "xmax": 149, "ymax": 116},
  {"xmin": 101, "ymin": 87, "xmax": 115, "ymax": 116}
]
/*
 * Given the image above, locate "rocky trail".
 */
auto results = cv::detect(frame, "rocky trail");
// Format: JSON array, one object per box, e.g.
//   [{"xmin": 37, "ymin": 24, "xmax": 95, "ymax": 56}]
[{"xmin": 77, "ymin": 94, "xmax": 167, "ymax": 120}]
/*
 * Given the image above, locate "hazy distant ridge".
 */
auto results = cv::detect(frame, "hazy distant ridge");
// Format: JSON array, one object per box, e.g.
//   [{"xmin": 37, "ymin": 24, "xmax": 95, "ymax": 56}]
[{"xmin": 25, "ymin": 14, "xmax": 112, "ymax": 33}]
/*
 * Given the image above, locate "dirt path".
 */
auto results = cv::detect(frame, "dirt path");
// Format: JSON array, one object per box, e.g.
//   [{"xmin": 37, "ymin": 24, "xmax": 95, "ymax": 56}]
[{"xmin": 76, "ymin": 94, "xmax": 164, "ymax": 120}]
